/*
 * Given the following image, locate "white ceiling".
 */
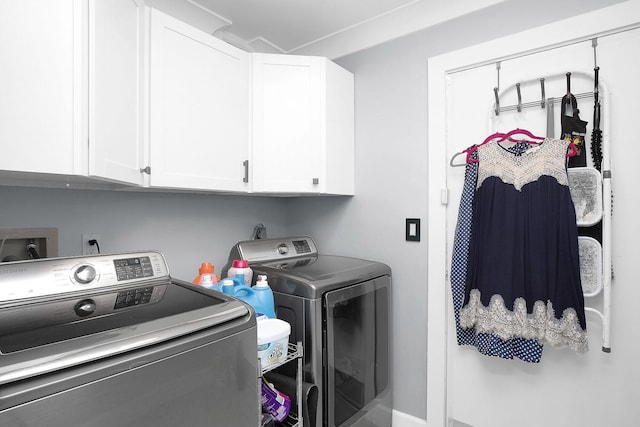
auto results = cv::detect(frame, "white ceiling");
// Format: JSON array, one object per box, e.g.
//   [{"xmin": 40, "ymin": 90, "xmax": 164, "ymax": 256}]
[
  {"xmin": 147, "ymin": 0, "xmax": 506, "ymax": 59},
  {"xmin": 193, "ymin": 0, "xmax": 419, "ymax": 52}
]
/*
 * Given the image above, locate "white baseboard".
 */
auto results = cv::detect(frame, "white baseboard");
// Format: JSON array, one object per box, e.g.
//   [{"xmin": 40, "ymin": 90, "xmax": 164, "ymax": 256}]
[{"xmin": 392, "ymin": 410, "xmax": 427, "ymax": 427}]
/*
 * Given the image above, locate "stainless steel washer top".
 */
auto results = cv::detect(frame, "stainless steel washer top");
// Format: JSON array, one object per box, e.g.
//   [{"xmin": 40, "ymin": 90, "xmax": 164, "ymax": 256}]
[{"xmin": 0, "ymin": 251, "xmax": 251, "ymax": 387}]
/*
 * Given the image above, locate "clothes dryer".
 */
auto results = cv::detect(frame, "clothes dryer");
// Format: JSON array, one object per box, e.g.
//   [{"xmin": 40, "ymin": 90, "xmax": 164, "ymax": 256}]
[{"xmin": 225, "ymin": 236, "xmax": 392, "ymax": 427}]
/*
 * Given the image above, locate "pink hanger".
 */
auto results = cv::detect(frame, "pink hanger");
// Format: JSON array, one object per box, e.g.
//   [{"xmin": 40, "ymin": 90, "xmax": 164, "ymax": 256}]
[
  {"xmin": 497, "ymin": 128, "xmax": 577, "ymax": 157},
  {"xmin": 465, "ymin": 132, "xmax": 505, "ymax": 163},
  {"xmin": 496, "ymin": 128, "xmax": 544, "ymax": 144},
  {"xmin": 500, "ymin": 128, "xmax": 578, "ymax": 157},
  {"xmin": 451, "ymin": 129, "xmax": 576, "ymax": 166}
]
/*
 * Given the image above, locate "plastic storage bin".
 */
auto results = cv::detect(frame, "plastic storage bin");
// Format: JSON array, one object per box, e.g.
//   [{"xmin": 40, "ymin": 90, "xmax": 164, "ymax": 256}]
[
  {"xmin": 579, "ymin": 236, "xmax": 603, "ymax": 297},
  {"xmin": 568, "ymin": 167, "xmax": 603, "ymax": 227},
  {"xmin": 257, "ymin": 318, "xmax": 291, "ymax": 369}
]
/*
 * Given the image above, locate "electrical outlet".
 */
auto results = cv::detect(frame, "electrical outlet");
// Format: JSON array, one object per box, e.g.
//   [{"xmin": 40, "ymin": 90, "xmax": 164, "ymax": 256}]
[{"xmin": 81, "ymin": 234, "xmax": 101, "ymax": 255}]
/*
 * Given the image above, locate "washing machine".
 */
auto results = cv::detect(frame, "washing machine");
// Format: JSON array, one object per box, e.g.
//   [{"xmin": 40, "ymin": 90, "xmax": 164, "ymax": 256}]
[
  {"xmin": 225, "ymin": 236, "xmax": 392, "ymax": 427},
  {"xmin": 0, "ymin": 251, "xmax": 258, "ymax": 426}
]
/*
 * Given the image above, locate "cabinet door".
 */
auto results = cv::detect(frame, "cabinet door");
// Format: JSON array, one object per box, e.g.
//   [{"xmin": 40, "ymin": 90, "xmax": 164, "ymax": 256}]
[
  {"xmin": 252, "ymin": 54, "xmax": 323, "ymax": 193},
  {"xmin": 323, "ymin": 59, "xmax": 355, "ymax": 195},
  {"xmin": 148, "ymin": 9, "xmax": 250, "ymax": 191},
  {"xmin": 0, "ymin": 0, "xmax": 83, "ymax": 175},
  {"xmin": 89, "ymin": 0, "xmax": 145, "ymax": 186}
]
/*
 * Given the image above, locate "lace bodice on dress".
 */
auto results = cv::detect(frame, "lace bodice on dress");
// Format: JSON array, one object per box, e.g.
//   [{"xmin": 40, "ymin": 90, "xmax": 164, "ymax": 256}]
[{"xmin": 476, "ymin": 138, "xmax": 570, "ymax": 191}]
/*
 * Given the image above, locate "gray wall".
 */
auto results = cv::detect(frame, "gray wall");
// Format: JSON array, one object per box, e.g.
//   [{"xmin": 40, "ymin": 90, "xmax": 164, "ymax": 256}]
[
  {"xmin": 0, "ymin": 186, "xmax": 287, "ymax": 281},
  {"xmin": 285, "ymin": 0, "xmax": 624, "ymax": 420}
]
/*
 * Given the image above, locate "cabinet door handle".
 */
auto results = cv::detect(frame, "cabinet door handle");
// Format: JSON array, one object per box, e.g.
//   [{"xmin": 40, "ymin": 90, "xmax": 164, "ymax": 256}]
[
  {"xmin": 140, "ymin": 166, "xmax": 151, "ymax": 175},
  {"xmin": 243, "ymin": 160, "xmax": 249, "ymax": 183},
  {"xmin": 312, "ymin": 178, "xmax": 319, "ymax": 185}
]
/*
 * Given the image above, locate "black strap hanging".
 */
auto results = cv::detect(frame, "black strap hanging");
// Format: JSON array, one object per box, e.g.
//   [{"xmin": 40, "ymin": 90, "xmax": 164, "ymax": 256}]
[
  {"xmin": 590, "ymin": 67, "xmax": 603, "ymax": 171},
  {"xmin": 561, "ymin": 73, "xmax": 588, "ymax": 168}
]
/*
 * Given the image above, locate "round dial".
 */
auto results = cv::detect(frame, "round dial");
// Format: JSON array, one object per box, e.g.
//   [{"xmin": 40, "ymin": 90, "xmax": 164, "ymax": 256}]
[
  {"xmin": 74, "ymin": 299, "xmax": 96, "ymax": 317},
  {"xmin": 277, "ymin": 243, "xmax": 288, "ymax": 256},
  {"xmin": 74, "ymin": 264, "xmax": 97, "ymax": 284}
]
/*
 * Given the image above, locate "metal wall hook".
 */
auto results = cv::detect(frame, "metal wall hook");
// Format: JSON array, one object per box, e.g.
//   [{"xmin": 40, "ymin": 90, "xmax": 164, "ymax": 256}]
[{"xmin": 493, "ymin": 72, "xmax": 594, "ymax": 116}]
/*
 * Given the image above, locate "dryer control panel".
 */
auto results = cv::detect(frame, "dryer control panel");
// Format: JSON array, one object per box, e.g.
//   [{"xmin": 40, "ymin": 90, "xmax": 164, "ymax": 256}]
[{"xmin": 233, "ymin": 236, "xmax": 318, "ymax": 263}]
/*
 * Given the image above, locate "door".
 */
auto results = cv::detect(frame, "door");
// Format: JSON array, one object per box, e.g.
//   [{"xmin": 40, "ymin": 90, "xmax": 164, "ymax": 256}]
[
  {"xmin": 324, "ymin": 277, "xmax": 390, "ymax": 426},
  {"xmin": 431, "ymin": 24, "xmax": 640, "ymax": 427},
  {"xmin": 148, "ymin": 8, "xmax": 250, "ymax": 191},
  {"xmin": 444, "ymin": 40, "xmax": 596, "ymax": 427}
]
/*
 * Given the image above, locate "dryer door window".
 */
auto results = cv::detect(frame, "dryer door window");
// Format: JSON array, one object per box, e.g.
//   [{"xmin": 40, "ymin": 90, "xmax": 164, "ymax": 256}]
[{"xmin": 323, "ymin": 276, "xmax": 390, "ymax": 427}]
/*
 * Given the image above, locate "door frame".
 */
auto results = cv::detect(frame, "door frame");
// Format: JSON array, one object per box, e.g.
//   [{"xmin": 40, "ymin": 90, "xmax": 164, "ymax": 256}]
[{"xmin": 426, "ymin": 2, "xmax": 640, "ymax": 426}]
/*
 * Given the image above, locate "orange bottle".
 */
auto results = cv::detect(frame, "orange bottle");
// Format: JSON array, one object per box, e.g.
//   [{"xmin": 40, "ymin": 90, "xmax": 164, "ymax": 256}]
[{"xmin": 193, "ymin": 262, "xmax": 219, "ymax": 286}]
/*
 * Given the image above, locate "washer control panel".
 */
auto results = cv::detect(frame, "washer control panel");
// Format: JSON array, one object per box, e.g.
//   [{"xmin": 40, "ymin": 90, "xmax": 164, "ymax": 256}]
[
  {"xmin": 113, "ymin": 256, "xmax": 155, "ymax": 281},
  {"xmin": 0, "ymin": 251, "xmax": 169, "ymax": 303}
]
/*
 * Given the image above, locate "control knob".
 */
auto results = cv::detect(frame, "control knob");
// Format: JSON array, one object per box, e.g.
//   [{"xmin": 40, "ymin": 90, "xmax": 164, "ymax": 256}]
[
  {"xmin": 74, "ymin": 264, "xmax": 97, "ymax": 284},
  {"xmin": 74, "ymin": 299, "xmax": 96, "ymax": 317},
  {"xmin": 277, "ymin": 243, "xmax": 288, "ymax": 256}
]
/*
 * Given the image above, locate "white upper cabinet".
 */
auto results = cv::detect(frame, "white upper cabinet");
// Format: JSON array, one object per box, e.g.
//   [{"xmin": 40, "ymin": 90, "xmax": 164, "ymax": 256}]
[
  {"xmin": 0, "ymin": 2, "xmax": 353, "ymax": 196},
  {"xmin": 0, "ymin": 0, "xmax": 83, "ymax": 176},
  {"xmin": 0, "ymin": 0, "xmax": 144, "ymax": 185},
  {"xmin": 89, "ymin": 0, "xmax": 145, "ymax": 186},
  {"xmin": 252, "ymin": 53, "xmax": 355, "ymax": 195},
  {"xmin": 146, "ymin": 8, "xmax": 251, "ymax": 192}
]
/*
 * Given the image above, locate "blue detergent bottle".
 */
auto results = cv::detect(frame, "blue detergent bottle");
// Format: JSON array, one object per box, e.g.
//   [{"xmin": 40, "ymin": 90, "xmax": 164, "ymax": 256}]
[
  {"xmin": 217, "ymin": 276, "xmax": 262, "ymax": 312},
  {"xmin": 252, "ymin": 275, "xmax": 276, "ymax": 319},
  {"xmin": 216, "ymin": 277, "xmax": 242, "ymax": 293},
  {"xmin": 220, "ymin": 278, "xmax": 236, "ymax": 294},
  {"xmin": 216, "ymin": 275, "xmax": 276, "ymax": 319}
]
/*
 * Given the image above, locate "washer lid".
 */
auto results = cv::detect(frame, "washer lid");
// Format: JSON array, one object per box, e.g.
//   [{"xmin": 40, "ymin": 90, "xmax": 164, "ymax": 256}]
[
  {"xmin": 253, "ymin": 255, "xmax": 391, "ymax": 299},
  {"xmin": 0, "ymin": 280, "xmax": 251, "ymax": 386}
]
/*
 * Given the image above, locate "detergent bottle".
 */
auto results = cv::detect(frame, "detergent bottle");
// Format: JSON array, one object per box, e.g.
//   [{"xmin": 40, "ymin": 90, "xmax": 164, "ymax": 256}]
[
  {"xmin": 227, "ymin": 260, "xmax": 253, "ymax": 286},
  {"xmin": 215, "ymin": 276, "xmax": 242, "ymax": 293},
  {"xmin": 200, "ymin": 273, "xmax": 215, "ymax": 289},
  {"xmin": 193, "ymin": 262, "xmax": 218, "ymax": 286},
  {"xmin": 252, "ymin": 275, "xmax": 276, "ymax": 318},
  {"xmin": 220, "ymin": 278, "xmax": 236, "ymax": 295},
  {"xmin": 217, "ymin": 275, "xmax": 273, "ymax": 318}
]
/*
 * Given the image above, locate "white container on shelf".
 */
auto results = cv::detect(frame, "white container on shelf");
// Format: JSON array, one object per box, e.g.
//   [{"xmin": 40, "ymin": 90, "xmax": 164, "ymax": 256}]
[
  {"xmin": 568, "ymin": 167, "xmax": 603, "ymax": 227},
  {"xmin": 579, "ymin": 236, "xmax": 603, "ymax": 297},
  {"xmin": 257, "ymin": 318, "xmax": 290, "ymax": 369}
]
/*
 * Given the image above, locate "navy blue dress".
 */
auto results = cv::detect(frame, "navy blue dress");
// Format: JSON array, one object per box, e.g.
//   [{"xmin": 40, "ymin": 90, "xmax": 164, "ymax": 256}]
[
  {"xmin": 451, "ymin": 150, "xmax": 544, "ymax": 362},
  {"xmin": 460, "ymin": 138, "xmax": 588, "ymax": 353}
]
